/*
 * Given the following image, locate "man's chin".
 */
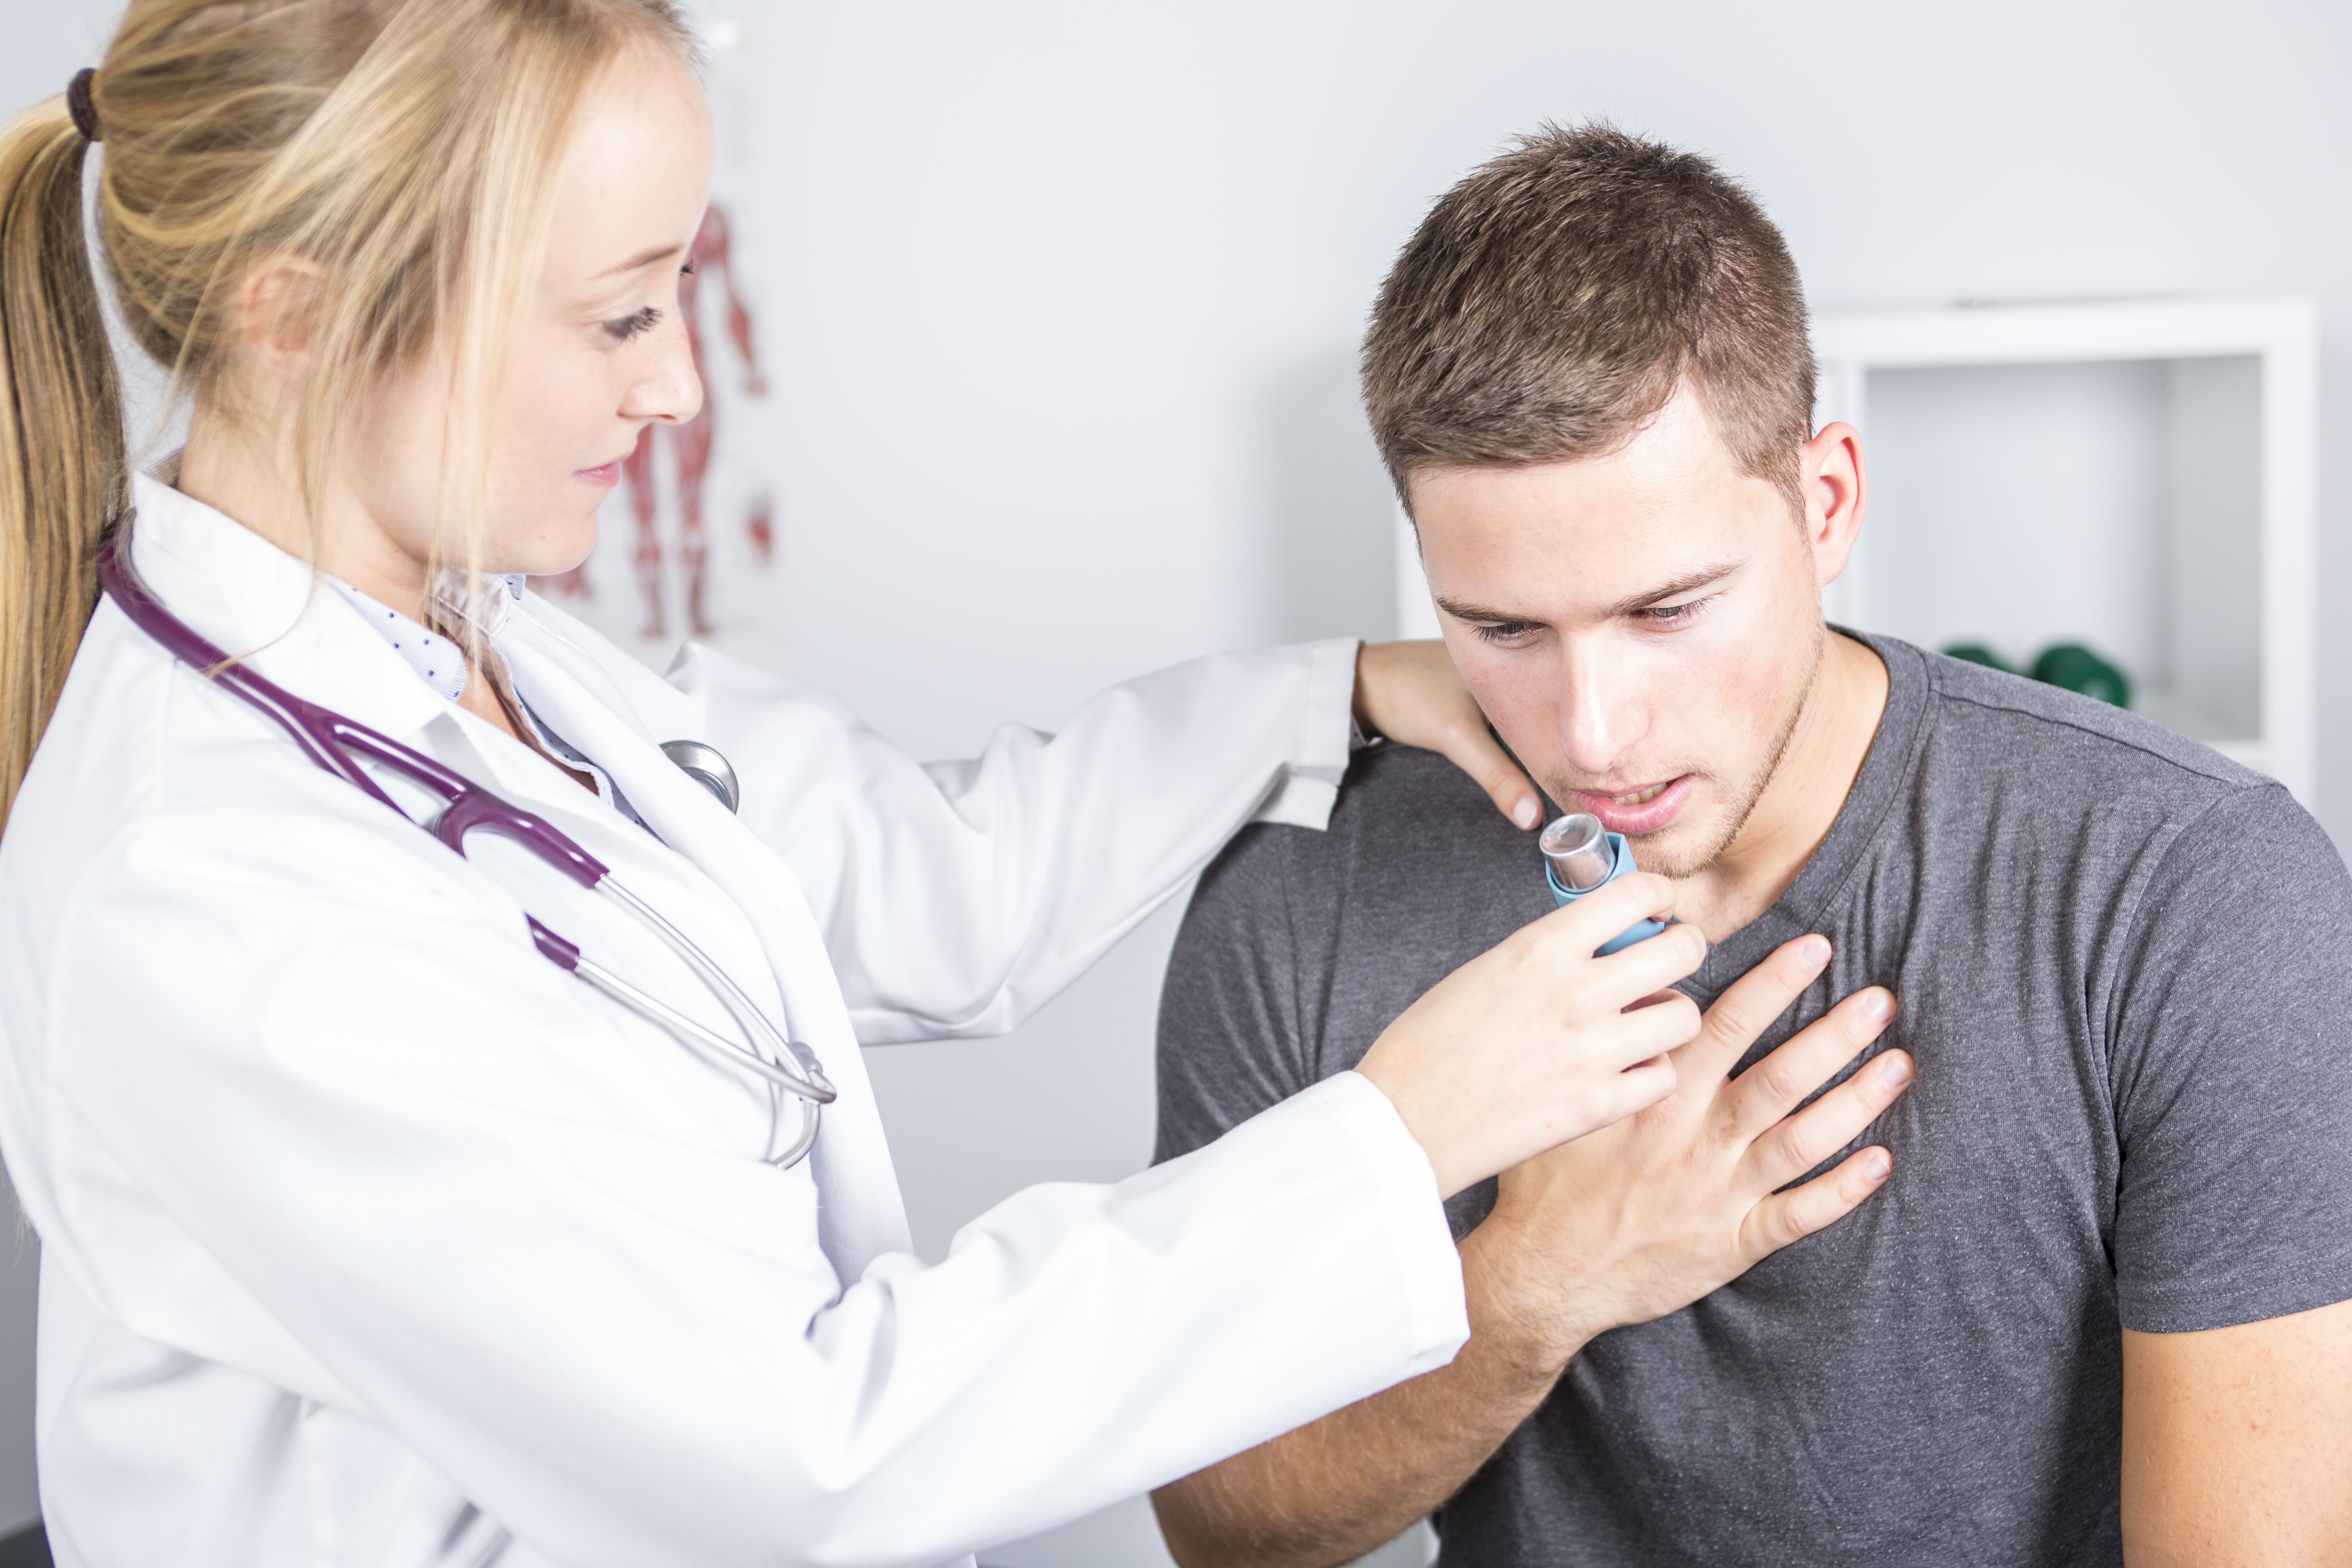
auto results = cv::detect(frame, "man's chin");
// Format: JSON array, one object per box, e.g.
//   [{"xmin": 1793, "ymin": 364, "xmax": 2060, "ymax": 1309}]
[
  {"xmin": 1627, "ymin": 823, "xmax": 1731, "ymax": 881},
  {"xmin": 1626, "ymin": 793, "xmax": 1741, "ymax": 881}
]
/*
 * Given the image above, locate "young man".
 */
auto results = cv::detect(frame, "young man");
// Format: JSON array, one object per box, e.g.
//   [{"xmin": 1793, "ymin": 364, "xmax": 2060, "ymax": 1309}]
[{"xmin": 1151, "ymin": 125, "xmax": 2352, "ymax": 1567}]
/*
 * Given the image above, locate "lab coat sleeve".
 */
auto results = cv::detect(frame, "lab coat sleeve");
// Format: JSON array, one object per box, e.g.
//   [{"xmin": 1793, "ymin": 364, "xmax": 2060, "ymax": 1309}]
[
  {"xmin": 675, "ymin": 639, "xmax": 1359, "ymax": 1044},
  {"xmin": 40, "ymin": 800, "xmax": 1466, "ymax": 1568}
]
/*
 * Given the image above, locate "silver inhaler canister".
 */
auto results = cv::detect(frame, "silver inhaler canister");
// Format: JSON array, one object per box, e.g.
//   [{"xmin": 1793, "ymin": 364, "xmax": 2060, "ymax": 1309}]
[{"xmin": 1540, "ymin": 812, "xmax": 1669, "ymax": 955}]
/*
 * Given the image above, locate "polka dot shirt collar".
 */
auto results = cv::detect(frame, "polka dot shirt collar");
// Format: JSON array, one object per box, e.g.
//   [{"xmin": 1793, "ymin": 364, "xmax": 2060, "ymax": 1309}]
[{"xmin": 324, "ymin": 574, "xmax": 526, "ymax": 704}]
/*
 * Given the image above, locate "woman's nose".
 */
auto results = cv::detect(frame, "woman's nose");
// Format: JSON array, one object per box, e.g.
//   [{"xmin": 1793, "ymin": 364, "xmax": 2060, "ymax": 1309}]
[{"xmin": 624, "ymin": 323, "xmax": 704, "ymax": 426}]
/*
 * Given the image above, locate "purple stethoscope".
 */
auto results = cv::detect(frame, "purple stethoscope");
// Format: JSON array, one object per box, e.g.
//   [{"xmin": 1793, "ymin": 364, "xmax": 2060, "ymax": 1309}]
[{"xmin": 97, "ymin": 528, "xmax": 837, "ymax": 1168}]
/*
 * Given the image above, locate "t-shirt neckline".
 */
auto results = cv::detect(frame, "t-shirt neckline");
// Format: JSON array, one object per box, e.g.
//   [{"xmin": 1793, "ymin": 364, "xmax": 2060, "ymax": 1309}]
[{"xmin": 1686, "ymin": 628, "xmax": 1934, "ymax": 998}]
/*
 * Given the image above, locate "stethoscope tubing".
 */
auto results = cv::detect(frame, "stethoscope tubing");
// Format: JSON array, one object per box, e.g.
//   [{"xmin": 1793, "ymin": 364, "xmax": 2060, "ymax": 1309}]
[{"xmin": 94, "ymin": 526, "xmax": 836, "ymax": 1166}]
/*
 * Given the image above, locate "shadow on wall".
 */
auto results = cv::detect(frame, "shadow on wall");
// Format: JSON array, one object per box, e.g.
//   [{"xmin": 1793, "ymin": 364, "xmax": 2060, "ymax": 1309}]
[{"xmin": 1263, "ymin": 354, "xmax": 1399, "ymax": 646}]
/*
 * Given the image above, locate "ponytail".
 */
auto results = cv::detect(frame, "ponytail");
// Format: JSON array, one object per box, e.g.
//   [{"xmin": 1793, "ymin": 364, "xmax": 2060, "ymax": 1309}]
[{"xmin": 0, "ymin": 98, "xmax": 125, "ymax": 829}]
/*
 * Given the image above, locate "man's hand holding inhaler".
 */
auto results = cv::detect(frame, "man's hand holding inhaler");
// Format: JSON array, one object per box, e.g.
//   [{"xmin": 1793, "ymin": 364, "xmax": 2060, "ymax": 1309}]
[{"xmin": 1352, "ymin": 872, "xmax": 1702, "ymax": 1197}]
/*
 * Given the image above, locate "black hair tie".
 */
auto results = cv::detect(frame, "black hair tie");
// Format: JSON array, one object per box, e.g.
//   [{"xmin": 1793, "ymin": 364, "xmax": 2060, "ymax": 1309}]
[{"xmin": 65, "ymin": 68, "xmax": 101, "ymax": 143}]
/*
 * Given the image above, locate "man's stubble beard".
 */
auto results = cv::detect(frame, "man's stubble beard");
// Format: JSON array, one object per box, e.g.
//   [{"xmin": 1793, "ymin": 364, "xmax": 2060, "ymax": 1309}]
[{"xmin": 1633, "ymin": 616, "xmax": 1826, "ymax": 881}]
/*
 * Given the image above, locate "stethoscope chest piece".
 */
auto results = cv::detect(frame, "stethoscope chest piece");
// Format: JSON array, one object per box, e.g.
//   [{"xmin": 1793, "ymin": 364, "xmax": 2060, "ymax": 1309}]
[{"xmin": 661, "ymin": 740, "xmax": 740, "ymax": 814}]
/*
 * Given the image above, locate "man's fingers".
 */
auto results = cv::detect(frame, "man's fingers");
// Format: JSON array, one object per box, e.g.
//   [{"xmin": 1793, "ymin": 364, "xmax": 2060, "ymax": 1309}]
[
  {"xmin": 1738, "ymin": 1145, "xmax": 1894, "ymax": 1259},
  {"xmin": 1745, "ymin": 1047, "xmax": 1912, "ymax": 1193},
  {"xmin": 1676, "ymin": 933, "xmax": 1833, "ymax": 1085},
  {"xmin": 1724, "ymin": 985, "xmax": 1898, "ymax": 1141},
  {"xmin": 1439, "ymin": 724, "xmax": 1543, "ymax": 830}
]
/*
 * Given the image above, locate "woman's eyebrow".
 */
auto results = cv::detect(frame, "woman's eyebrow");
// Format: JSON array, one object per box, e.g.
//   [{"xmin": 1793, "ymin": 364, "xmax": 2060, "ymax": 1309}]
[{"xmin": 593, "ymin": 241, "xmax": 685, "ymax": 279}]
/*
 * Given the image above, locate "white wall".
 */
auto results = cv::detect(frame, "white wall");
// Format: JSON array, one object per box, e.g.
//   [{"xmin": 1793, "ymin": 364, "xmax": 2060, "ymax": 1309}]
[{"xmin": 4, "ymin": 2, "xmax": 2347, "ymax": 1561}]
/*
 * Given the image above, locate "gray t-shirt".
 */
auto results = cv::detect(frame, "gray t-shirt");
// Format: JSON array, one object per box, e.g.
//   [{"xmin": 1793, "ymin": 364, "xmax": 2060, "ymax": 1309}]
[{"xmin": 1155, "ymin": 634, "xmax": 2352, "ymax": 1567}]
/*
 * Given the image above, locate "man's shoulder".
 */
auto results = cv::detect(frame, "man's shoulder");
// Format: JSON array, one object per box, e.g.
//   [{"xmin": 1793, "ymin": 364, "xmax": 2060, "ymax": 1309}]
[
  {"xmin": 1876, "ymin": 639, "xmax": 2339, "ymax": 949},
  {"xmin": 1907, "ymin": 642, "xmax": 2264, "ymax": 792},
  {"xmin": 1163, "ymin": 739, "xmax": 1555, "ymax": 1167},
  {"xmin": 1227, "ymin": 739, "xmax": 1546, "ymax": 904},
  {"xmin": 1894, "ymin": 639, "xmax": 2285, "ymax": 829}
]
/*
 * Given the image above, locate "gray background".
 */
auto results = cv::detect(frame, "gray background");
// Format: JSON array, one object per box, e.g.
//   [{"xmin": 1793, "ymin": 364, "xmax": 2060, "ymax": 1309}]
[{"xmin": 4, "ymin": 1, "xmax": 2348, "ymax": 1559}]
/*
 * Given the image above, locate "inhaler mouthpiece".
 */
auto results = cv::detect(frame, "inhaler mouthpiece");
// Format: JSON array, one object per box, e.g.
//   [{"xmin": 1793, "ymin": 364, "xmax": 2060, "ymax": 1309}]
[
  {"xmin": 1538, "ymin": 811, "xmax": 1669, "ymax": 955},
  {"xmin": 1541, "ymin": 812, "xmax": 1615, "ymax": 893}
]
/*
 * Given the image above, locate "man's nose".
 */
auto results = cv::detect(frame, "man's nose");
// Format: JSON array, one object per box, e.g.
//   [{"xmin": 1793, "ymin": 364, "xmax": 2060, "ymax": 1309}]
[{"xmin": 1554, "ymin": 643, "xmax": 1644, "ymax": 777}]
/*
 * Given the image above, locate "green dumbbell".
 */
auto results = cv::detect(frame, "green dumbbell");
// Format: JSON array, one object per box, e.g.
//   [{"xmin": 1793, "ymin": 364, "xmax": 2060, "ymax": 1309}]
[
  {"xmin": 2031, "ymin": 644, "xmax": 2131, "ymax": 709},
  {"xmin": 1941, "ymin": 643, "xmax": 2014, "ymax": 674}
]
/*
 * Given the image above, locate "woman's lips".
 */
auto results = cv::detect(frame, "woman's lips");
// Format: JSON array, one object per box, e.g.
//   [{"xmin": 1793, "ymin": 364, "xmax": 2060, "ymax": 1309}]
[
  {"xmin": 1571, "ymin": 774, "xmax": 1696, "ymax": 837},
  {"xmin": 577, "ymin": 460, "xmax": 623, "ymax": 488}
]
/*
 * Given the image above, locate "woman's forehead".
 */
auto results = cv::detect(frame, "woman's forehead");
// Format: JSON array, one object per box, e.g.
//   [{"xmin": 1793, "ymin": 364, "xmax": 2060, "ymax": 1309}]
[{"xmin": 544, "ymin": 47, "xmax": 711, "ymax": 285}]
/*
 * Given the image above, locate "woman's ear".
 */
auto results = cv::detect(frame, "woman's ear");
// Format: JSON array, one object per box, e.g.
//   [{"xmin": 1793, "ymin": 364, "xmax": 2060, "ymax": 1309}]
[{"xmin": 233, "ymin": 255, "xmax": 327, "ymax": 386}]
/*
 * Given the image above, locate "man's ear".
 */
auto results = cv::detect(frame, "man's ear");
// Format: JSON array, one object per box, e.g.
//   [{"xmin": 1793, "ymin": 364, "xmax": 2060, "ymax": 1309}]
[
  {"xmin": 232, "ymin": 255, "xmax": 327, "ymax": 387},
  {"xmin": 1800, "ymin": 421, "xmax": 1867, "ymax": 590}
]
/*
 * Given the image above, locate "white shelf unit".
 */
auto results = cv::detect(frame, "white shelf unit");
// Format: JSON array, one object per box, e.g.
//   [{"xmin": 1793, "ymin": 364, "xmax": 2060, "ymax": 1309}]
[{"xmin": 1814, "ymin": 297, "xmax": 2318, "ymax": 804}]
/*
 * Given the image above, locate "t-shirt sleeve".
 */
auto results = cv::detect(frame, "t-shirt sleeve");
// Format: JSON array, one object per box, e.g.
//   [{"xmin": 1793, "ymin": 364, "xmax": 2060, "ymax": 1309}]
[
  {"xmin": 2108, "ymin": 782, "xmax": 2352, "ymax": 1333},
  {"xmin": 1154, "ymin": 823, "xmax": 1322, "ymax": 1165}
]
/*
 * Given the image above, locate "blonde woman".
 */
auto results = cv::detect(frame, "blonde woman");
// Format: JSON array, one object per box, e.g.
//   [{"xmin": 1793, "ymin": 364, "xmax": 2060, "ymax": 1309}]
[{"xmin": 0, "ymin": 3, "xmax": 1908, "ymax": 1563}]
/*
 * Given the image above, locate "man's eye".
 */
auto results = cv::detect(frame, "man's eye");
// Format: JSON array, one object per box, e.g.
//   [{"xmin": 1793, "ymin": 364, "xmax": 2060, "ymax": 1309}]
[
  {"xmin": 603, "ymin": 306, "xmax": 661, "ymax": 343},
  {"xmin": 1636, "ymin": 597, "xmax": 1711, "ymax": 627},
  {"xmin": 1472, "ymin": 621, "xmax": 1543, "ymax": 646}
]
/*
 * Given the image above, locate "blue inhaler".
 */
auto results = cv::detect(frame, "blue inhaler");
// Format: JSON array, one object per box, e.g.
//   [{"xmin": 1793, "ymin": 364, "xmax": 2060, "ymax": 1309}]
[{"xmin": 1541, "ymin": 812, "xmax": 1669, "ymax": 955}]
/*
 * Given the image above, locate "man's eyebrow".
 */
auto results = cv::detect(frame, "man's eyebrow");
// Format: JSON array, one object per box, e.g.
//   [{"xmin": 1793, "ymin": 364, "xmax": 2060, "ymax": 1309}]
[
  {"xmin": 1432, "ymin": 593, "xmax": 1533, "ymax": 624},
  {"xmin": 1605, "ymin": 561, "xmax": 1741, "ymax": 618},
  {"xmin": 593, "ymin": 242, "xmax": 686, "ymax": 279},
  {"xmin": 1432, "ymin": 561, "xmax": 1742, "ymax": 626}
]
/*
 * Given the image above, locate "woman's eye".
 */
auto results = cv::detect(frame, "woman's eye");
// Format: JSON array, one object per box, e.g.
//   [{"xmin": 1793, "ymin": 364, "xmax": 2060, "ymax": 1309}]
[{"xmin": 603, "ymin": 306, "xmax": 661, "ymax": 343}]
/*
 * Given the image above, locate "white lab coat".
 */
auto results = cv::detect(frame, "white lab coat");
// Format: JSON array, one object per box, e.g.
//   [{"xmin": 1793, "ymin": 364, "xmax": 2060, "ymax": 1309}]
[{"xmin": 0, "ymin": 479, "xmax": 1468, "ymax": 1568}]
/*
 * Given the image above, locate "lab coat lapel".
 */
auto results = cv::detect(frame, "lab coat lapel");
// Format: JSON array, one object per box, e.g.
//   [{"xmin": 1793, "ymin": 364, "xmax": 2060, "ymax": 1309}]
[
  {"xmin": 126, "ymin": 478, "xmax": 452, "ymax": 744},
  {"xmin": 128, "ymin": 479, "xmax": 914, "ymax": 1276},
  {"xmin": 494, "ymin": 627, "xmax": 915, "ymax": 1279}
]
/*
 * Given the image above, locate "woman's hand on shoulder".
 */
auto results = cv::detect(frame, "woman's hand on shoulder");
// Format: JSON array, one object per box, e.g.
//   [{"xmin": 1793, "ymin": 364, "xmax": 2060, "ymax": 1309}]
[{"xmin": 1353, "ymin": 639, "xmax": 1541, "ymax": 830}]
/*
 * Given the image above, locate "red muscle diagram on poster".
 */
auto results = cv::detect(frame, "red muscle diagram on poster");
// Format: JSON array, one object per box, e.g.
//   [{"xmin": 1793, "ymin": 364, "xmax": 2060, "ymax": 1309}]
[{"xmin": 543, "ymin": 200, "xmax": 769, "ymax": 637}]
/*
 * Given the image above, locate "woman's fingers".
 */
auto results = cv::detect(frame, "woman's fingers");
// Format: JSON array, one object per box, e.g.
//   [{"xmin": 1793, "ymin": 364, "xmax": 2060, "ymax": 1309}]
[
  {"xmin": 1745, "ymin": 1047, "xmax": 1913, "ymax": 1195},
  {"xmin": 1613, "ymin": 989, "xmax": 1705, "ymax": 1065},
  {"xmin": 1558, "ymin": 873, "xmax": 1699, "ymax": 978},
  {"xmin": 1351, "ymin": 640, "xmax": 1542, "ymax": 829},
  {"xmin": 1435, "ymin": 718, "xmax": 1544, "ymax": 830},
  {"xmin": 1723, "ymin": 984, "xmax": 1898, "ymax": 1143},
  {"xmin": 1737, "ymin": 1145, "xmax": 1895, "ymax": 1259},
  {"xmin": 1598, "ymin": 1054, "xmax": 1681, "ymax": 1124}
]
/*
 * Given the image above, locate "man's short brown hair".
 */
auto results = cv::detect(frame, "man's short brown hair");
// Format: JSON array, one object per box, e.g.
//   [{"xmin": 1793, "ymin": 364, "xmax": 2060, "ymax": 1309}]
[{"xmin": 1363, "ymin": 123, "xmax": 1815, "ymax": 513}]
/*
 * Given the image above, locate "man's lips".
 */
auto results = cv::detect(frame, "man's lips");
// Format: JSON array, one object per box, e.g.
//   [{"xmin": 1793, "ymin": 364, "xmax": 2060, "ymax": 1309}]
[{"xmin": 1570, "ymin": 774, "xmax": 1696, "ymax": 837}]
